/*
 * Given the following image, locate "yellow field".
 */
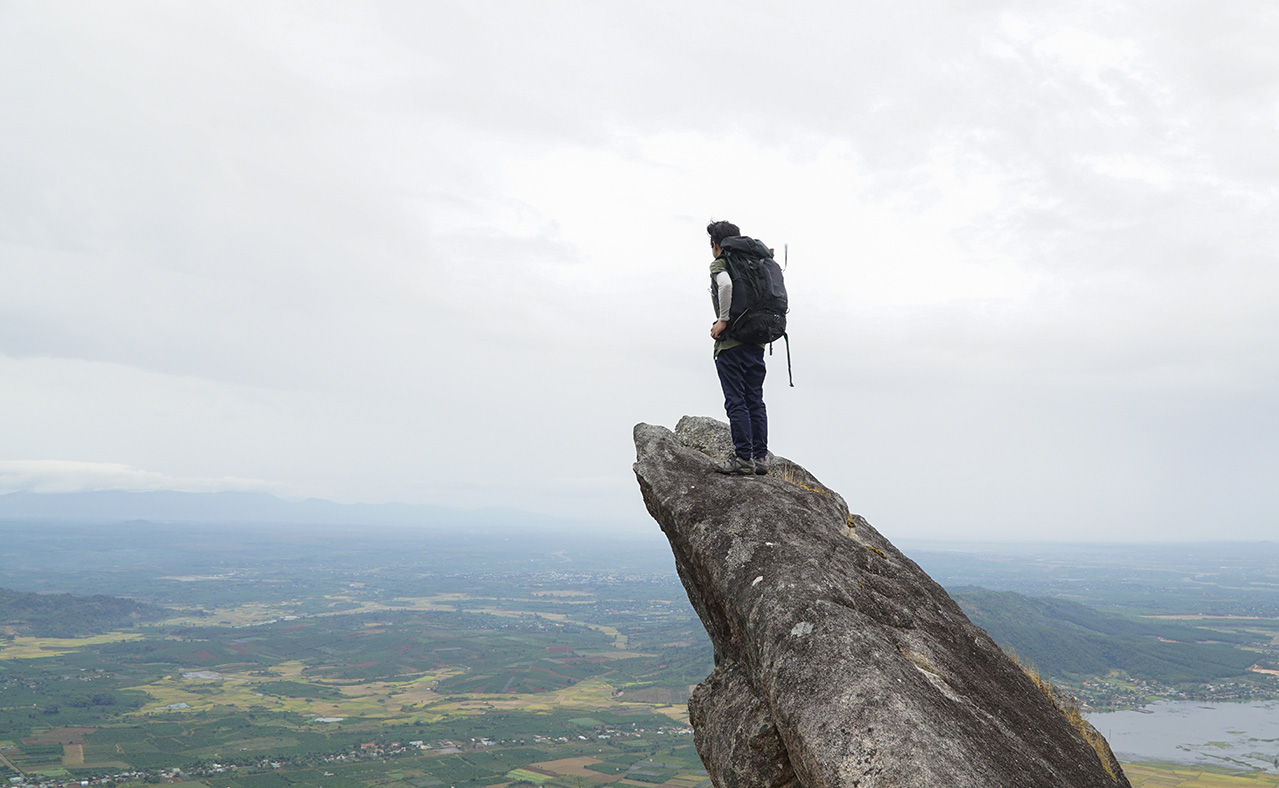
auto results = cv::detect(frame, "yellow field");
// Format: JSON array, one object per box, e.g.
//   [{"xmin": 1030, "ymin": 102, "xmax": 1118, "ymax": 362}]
[
  {"xmin": 161, "ymin": 594, "xmax": 609, "ymax": 630},
  {"xmin": 8, "ymin": 591, "xmax": 683, "ymax": 729},
  {"xmin": 121, "ymin": 659, "xmax": 690, "ymax": 727},
  {"xmin": 0, "ymin": 632, "xmax": 143, "ymax": 659},
  {"xmin": 158, "ymin": 603, "xmax": 297, "ymax": 628},
  {"xmin": 4, "ymin": 592, "xmax": 628, "ymax": 658},
  {"xmin": 529, "ymin": 756, "xmax": 613, "ymax": 780},
  {"xmin": 461, "ymin": 606, "xmax": 630, "ymax": 649},
  {"xmin": 123, "ymin": 665, "xmax": 463, "ymax": 720},
  {"xmin": 1123, "ymin": 763, "xmax": 1279, "ymax": 787}
]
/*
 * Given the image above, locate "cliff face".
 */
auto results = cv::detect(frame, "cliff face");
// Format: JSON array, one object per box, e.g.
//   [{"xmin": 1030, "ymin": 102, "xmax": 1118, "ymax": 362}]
[{"xmin": 633, "ymin": 417, "xmax": 1130, "ymax": 788}]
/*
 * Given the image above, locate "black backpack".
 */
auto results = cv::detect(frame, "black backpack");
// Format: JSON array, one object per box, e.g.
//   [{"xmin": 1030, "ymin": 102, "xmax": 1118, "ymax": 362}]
[{"xmin": 717, "ymin": 236, "xmax": 793, "ymax": 386}]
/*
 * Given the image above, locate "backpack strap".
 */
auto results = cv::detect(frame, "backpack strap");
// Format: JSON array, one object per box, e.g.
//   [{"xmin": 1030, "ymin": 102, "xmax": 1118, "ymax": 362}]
[{"xmin": 768, "ymin": 333, "xmax": 794, "ymax": 387}]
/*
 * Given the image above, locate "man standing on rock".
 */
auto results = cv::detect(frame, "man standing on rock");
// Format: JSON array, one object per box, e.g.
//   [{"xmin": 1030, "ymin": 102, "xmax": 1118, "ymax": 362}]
[{"xmin": 706, "ymin": 220, "xmax": 770, "ymax": 476}]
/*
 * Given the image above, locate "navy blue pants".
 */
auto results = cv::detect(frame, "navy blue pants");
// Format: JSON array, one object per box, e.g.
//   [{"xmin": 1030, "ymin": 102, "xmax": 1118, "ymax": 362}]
[{"xmin": 715, "ymin": 343, "xmax": 768, "ymax": 460}]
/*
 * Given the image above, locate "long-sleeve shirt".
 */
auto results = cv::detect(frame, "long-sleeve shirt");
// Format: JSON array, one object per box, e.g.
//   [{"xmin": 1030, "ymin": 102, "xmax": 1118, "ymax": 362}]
[
  {"xmin": 714, "ymin": 270, "xmax": 733, "ymax": 321},
  {"xmin": 709, "ymin": 256, "xmax": 746, "ymax": 358}
]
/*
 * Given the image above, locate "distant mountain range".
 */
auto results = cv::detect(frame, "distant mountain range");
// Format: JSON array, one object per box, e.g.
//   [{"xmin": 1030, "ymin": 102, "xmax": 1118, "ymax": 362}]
[
  {"xmin": 952, "ymin": 587, "xmax": 1259, "ymax": 683},
  {"xmin": 0, "ymin": 490, "xmax": 577, "ymax": 530}
]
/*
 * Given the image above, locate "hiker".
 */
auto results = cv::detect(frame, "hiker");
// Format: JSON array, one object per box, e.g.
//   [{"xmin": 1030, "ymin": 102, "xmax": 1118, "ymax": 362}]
[{"xmin": 706, "ymin": 219, "xmax": 772, "ymax": 476}]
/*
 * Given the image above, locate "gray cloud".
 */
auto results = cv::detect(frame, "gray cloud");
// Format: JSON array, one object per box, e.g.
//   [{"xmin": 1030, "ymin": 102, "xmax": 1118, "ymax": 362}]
[
  {"xmin": 3, "ymin": 1, "xmax": 1279, "ymax": 539},
  {"xmin": 0, "ymin": 460, "xmax": 280, "ymax": 495}
]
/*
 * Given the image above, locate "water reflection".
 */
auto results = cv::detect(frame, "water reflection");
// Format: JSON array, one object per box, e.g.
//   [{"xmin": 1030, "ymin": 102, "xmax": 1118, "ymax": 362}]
[{"xmin": 1088, "ymin": 700, "xmax": 1279, "ymax": 773}]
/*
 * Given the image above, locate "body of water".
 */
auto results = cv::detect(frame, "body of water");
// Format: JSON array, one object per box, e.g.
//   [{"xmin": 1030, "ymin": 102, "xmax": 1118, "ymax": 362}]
[{"xmin": 1089, "ymin": 700, "xmax": 1279, "ymax": 773}]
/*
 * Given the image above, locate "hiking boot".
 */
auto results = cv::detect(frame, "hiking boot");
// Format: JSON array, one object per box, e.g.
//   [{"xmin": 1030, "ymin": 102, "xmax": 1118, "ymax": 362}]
[
  {"xmin": 715, "ymin": 455, "xmax": 755, "ymax": 475},
  {"xmin": 753, "ymin": 456, "xmax": 770, "ymax": 475}
]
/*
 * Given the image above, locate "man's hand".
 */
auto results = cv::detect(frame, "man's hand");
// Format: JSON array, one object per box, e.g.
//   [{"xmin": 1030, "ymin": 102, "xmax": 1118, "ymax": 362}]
[{"xmin": 710, "ymin": 320, "xmax": 728, "ymax": 340}]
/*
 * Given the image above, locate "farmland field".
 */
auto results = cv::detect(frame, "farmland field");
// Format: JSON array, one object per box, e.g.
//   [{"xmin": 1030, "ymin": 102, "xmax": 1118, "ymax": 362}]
[
  {"xmin": 5, "ymin": 522, "xmax": 1279, "ymax": 788},
  {"xmin": 1123, "ymin": 763, "xmax": 1279, "ymax": 787},
  {"xmin": 0, "ymin": 521, "xmax": 709, "ymax": 788}
]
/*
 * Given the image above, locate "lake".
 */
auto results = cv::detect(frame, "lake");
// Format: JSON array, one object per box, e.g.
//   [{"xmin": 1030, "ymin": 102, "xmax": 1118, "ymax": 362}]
[{"xmin": 1088, "ymin": 700, "xmax": 1279, "ymax": 773}]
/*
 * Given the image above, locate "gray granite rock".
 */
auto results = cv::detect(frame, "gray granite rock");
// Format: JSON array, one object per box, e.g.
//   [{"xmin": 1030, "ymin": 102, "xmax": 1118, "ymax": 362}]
[{"xmin": 633, "ymin": 418, "xmax": 1130, "ymax": 788}]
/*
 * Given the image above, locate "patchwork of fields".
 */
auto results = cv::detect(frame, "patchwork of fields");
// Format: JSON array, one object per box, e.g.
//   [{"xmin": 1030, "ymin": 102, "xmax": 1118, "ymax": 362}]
[
  {"xmin": 4, "ymin": 598, "xmax": 1273, "ymax": 788},
  {"xmin": 1123, "ymin": 763, "xmax": 1279, "ymax": 787},
  {"xmin": 7, "ymin": 524, "xmax": 1279, "ymax": 787},
  {"xmin": 1, "ymin": 587, "xmax": 709, "ymax": 788}
]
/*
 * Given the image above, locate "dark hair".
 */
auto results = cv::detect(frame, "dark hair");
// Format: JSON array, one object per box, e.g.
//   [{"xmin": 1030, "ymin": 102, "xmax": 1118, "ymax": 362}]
[{"xmin": 706, "ymin": 220, "xmax": 740, "ymax": 247}]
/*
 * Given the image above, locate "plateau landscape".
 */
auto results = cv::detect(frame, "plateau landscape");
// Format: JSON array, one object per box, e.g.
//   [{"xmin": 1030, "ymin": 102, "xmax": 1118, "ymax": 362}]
[
  {"xmin": 3, "ymin": 476, "xmax": 1279, "ymax": 787},
  {"xmin": 8, "ymin": 2, "xmax": 1279, "ymax": 787}
]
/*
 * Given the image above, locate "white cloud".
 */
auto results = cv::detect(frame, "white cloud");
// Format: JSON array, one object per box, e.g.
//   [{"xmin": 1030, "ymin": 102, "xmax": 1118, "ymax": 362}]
[
  {"xmin": 0, "ymin": 460, "xmax": 280, "ymax": 495},
  {"xmin": 3, "ymin": 1, "xmax": 1279, "ymax": 539}
]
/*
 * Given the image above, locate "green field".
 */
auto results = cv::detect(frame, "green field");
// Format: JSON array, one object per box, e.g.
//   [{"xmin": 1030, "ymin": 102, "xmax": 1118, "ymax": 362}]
[
  {"xmin": 9, "ymin": 601, "xmax": 1265, "ymax": 788},
  {"xmin": 1123, "ymin": 762, "xmax": 1279, "ymax": 787},
  {"xmin": 5, "ymin": 522, "xmax": 1279, "ymax": 788},
  {"xmin": 1, "ymin": 577, "xmax": 707, "ymax": 788}
]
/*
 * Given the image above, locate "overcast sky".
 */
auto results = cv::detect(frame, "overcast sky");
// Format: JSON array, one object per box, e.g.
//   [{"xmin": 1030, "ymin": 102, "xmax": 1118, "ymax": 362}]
[{"xmin": 3, "ymin": 1, "xmax": 1278, "ymax": 542}]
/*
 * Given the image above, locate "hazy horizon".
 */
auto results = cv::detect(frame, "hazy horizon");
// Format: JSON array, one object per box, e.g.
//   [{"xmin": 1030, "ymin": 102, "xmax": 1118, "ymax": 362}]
[{"xmin": 2, "ymin": 487, "xmax": 1276, "ymax": 547}]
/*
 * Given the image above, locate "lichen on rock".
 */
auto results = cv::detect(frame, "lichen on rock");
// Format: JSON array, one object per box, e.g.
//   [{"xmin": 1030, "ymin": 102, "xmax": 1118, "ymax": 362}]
[{"xmin": 633, "ymin": 417, "xmax": 1130, "ymax": 788}]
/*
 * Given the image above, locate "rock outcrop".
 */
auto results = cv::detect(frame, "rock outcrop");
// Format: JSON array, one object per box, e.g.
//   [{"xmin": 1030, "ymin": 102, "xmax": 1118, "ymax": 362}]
[{"xmin": 633, "ymin": 417, "xmax": 1130, "ymax": 788}]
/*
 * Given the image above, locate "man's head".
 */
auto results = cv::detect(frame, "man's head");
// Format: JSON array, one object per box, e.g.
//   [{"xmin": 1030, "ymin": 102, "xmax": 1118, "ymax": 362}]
[{"xmin": 707, "ymin": 220, "xmax": 740, "ymax": 249}]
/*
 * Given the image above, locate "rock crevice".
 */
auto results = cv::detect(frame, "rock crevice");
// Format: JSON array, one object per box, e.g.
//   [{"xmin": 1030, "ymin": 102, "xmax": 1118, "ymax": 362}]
[{"xmin": 633, "ymin": 417, "xmax": 1129, "ymax": 788}]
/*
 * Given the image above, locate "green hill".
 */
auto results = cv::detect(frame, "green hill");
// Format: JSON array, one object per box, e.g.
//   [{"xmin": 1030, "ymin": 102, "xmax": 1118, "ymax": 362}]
[
  {"xmin": 0, "ymin": 586, "xmax": 171, "ymax": 637},
  {"xmin": 951, "ymin": 587, "xmax": 1260, "ymax": 684}
]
